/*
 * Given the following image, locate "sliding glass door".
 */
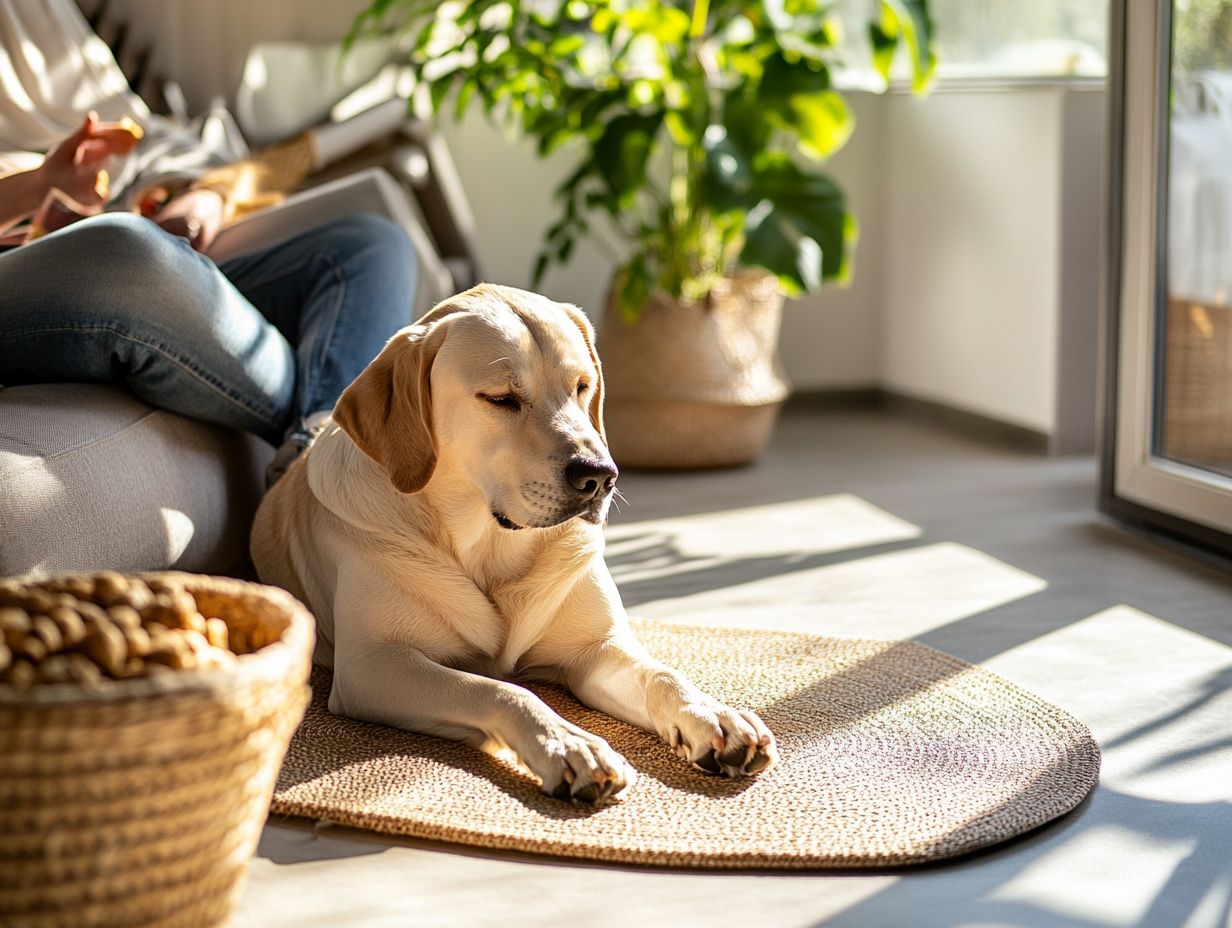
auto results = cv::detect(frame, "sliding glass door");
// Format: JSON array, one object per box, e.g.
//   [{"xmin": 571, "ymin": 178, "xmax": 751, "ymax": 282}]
[{"xmin": 1102, "ymin": 0, "xmax": 1232, "ymax": 557}]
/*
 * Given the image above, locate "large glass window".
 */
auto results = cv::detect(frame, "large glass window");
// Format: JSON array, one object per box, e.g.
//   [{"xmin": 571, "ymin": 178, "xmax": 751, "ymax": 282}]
[
  {"xmin": 1102, "ymin": 0, "xmax": 1232, "ymax": 557},
  {"xmin": 1159, "ymin": 0, "xmax": 1232, "ymax": 477},
  {"xmin": 837, "ymin": 0, "xmax": 1109, "ymax": 83},
  {"xmin": 927, "ymin": 0, "xmax": 1107, "ymax": 78}
]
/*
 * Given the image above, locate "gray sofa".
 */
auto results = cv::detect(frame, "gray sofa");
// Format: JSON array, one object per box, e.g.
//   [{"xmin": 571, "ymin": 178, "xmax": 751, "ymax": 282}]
[
  {"xmin": 0, "ymin": 168, "xmax": 453, "ymax": 579},
  {"xmin": 0, "ymin": 383, "xmax": 271, "ymax": 577}
]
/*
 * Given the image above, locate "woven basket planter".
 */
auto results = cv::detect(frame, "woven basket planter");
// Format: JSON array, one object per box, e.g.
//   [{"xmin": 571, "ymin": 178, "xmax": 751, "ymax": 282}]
[
  {"xmin": 600, "ymin": 270, "xmax": 790, "ymax": 470},
  {"xmin": 0, "ymin": 573, "xmax": 314, "ymax": 928},
  {"xmin": 1163, "ymin": 297, "xmax": 1232, "ymax": 471}
]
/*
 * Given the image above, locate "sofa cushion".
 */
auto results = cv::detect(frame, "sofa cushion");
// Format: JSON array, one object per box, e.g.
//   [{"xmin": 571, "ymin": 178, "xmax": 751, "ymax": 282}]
[{"xmin": 0, "ymin": 383, "xmax": 272, "ymax": 578}]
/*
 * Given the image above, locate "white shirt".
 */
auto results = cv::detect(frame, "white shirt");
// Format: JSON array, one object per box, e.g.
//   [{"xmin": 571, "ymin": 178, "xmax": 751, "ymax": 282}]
[{"xmin": 0, "ymin": 0, "xmax": 246, "ymax": 199}]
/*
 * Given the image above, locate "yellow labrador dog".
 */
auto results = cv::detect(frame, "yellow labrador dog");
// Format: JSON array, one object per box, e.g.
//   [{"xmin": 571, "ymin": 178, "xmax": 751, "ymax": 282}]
[{"xmin": 252, "ymin": 284, "xmax": 777, "ymax": 803}]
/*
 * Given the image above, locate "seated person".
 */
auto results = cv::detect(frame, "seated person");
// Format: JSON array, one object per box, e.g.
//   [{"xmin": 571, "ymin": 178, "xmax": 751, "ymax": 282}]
[{"xmin": 0, "ymin": 0, "xmax": 417, "ymax": 484}]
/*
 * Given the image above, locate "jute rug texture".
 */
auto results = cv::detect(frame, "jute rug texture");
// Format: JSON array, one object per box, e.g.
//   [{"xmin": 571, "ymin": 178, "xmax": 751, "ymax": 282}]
[{"xmin": 271, "ymin": 621, "xmax": 1100, "ymax": 868}]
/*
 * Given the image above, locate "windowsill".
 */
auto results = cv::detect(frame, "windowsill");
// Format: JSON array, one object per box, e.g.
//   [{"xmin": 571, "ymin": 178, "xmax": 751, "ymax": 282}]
[{"xmin": 837, "ymin": 75, "xmax": 1108, "ymax": 95}]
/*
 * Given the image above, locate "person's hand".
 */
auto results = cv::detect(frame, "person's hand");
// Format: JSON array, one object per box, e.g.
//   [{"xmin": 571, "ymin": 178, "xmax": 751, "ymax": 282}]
[
  {"xmin": 153, "ymin": 188, "xmax": 225, "ymax": 252},
  {"xmin": 38, "ymin": 111, "xmax": 143, "ymax": 206}
]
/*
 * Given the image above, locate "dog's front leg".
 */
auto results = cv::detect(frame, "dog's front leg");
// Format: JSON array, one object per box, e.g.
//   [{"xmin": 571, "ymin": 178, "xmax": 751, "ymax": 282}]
[
  {"xmin": 330, "ymin": 641, "xmax": 636, "ymax": 804},
  {"xmin": 566, "ymin": 634, "xmax": 778, "ymax": 778}
]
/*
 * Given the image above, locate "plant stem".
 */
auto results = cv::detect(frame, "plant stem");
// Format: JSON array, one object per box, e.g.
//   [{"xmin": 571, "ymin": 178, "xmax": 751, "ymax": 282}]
[
  {"xmin": 667, "ymin": 144, "xmax": 693, "ymax": 295},
  {"xmin": 689, "ymin": 0, "xmax": 710, "ymax": 39}
]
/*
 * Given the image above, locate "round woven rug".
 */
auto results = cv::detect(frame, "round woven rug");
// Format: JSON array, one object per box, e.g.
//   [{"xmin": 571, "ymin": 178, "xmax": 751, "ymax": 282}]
[{"xmin": 271, "ymin": 621, "xmax": 1100, "ymax": 868}]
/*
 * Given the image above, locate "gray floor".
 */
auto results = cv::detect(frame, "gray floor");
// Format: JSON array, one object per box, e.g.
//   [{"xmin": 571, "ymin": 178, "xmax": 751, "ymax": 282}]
[{"xmin": 237, "ymin": 407, "xmax": 1232, "ymax": 928}]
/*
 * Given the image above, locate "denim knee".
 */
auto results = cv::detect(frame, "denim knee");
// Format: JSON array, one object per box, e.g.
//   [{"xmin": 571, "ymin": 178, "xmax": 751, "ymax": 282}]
[
  {"xmin": 59, "ymin": 212, "xmax": 182, "ymax": 273},
  {"xmin": 46, "ymin": 213, "xmax": 219, "ymax": 331},
  {"xmin": 324, "ymin": 213, "xmax": 418, "ymax": 322},
  {"xmin": 329, "ymin": 212, "xmax": 415, "ymax": 257},
  {"xmin": 330, "ymin": 214, "xmax": 416, "ymax": 284}
]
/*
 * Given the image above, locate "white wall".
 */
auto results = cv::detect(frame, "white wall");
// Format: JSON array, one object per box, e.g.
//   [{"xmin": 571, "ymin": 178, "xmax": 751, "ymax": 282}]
[
  {"xmin": 880, "ymin": 89, "xmax": 1064, "ymax": 433},
  {"xmin": 1054, "ymin": 88, "xmax": 1107, "ymax": 453},
  {"xmin": 875, "ymin": 85, "xmax": 1104, "ymax": 438}
]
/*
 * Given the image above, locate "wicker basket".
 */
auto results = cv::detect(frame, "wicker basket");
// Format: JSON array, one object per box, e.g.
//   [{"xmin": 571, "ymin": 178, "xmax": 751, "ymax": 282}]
[
  {"xmin": 599, "ymin": 270, "xmax": 790, "ymax": 470},
  {"xmin": 1162, "ymin": 297, "xmax": 1232, "ymax": 471},
  {"xmin": 0, "ymin": 573, "xmax": 314, "ymax": 928}
]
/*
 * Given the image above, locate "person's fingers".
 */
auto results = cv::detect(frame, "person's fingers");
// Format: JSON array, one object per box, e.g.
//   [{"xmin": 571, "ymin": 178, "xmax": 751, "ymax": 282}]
[
  {"xmin": 75, "ymin": 111, "xmax": 99, "ymax": 141},
  {"xmin": 92, "ymin": 125, "xmax": 143, "ymax": 156},
  {"xmin": 155, "ymin": 213, "xmax": 199, "ymax": 246},
  {"xmin": 75, "ymin": 138, "xmax": 111, "ymax": 164},
  {"xmin": 74, "ymin": 131, "xmax": 140, "ymax": 167},
  {"xmin": 69, "ymin": 111, "xmax": 100, "ymax": 166}
]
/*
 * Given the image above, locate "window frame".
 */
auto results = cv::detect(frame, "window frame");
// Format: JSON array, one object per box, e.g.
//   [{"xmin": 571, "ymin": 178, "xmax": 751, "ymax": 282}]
[{"xmin": 1099, "ymin": 0, "xmax": 1232, "ymax": 564}]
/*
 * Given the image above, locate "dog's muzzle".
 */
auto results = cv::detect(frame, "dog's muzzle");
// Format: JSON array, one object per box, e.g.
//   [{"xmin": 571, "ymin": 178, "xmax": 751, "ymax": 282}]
[{"xmin": 491, "ymin": 457, "xmax": 617, "ymax": 531}]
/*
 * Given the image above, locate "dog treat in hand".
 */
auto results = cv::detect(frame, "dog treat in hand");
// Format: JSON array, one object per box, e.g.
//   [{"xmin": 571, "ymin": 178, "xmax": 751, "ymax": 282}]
[{"xmin": 0, "ymin": 574, "xmax": 240, "ymax": 689}]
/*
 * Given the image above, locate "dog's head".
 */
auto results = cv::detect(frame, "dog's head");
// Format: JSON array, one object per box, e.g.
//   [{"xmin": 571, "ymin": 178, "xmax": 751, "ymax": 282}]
[{"xmin": 333, "ymin": 284, "xmax": 616, "ymax": 530}]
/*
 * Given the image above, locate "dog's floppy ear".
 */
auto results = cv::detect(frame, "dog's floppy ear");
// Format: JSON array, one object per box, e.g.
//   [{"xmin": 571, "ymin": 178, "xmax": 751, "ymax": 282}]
[
  {"xmin": 560, "ymin": 303, "xmax": 606, "ymax": 444},
  {"xmin": 333, "ymin": 318, "xmax": 450, "ymax": 494}
]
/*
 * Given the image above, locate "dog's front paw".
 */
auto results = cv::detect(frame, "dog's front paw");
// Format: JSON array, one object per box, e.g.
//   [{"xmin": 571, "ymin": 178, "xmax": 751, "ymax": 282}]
[
  {"xmin": 669, "ymin": 702, "xmax": 778, "ymax": 779},
  {"xmin": 531, "ymin": 720, "xmax": 637, "ymax": 805}
]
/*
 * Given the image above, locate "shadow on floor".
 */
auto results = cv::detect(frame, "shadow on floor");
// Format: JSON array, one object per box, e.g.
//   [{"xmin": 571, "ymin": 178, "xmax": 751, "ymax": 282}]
[{"xmin": 812, "ymin": 787, "xmax": 1232, "ymax": 928}]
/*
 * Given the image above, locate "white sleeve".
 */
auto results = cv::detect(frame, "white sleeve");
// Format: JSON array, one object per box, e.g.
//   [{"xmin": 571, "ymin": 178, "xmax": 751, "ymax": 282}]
[{"xmin": 0, "ymin": 0, "xmax": 149, "ymax": 153}]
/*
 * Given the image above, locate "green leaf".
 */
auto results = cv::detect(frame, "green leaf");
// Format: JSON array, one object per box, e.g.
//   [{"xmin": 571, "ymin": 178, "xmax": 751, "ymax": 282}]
[
  {"xmin": 428, "ymin": 74, "xmax": 454, "ymax": 115},
  {"xmin": 758, "ymin": 50, "xmax": 831, "ymax": 99},
  {"xmin": 627, "ymin": 79, "xmax": 658, "ymax": 108},
  {"xmin": 740, "ymin": 200, "xmax": 816, "ymax": 295},
  {"xmin": 532, "ymin": 251, "xmax": 551, "ymax": 287},
  {"xmin": 722, "ymin": 95, "xmax": 773, "ymax": 162},
  {"xmin": 454, "ymin": 78, "xmax": 478, "ymax": 119},
  {"xmin": 664, "ymin": 110, "xmax": 694, "ymax": 146},
  {"xmin": 591, "ymin": 7, "xmax": 614, "ymax": 33},
  {"xmin": 757, "ymin": 159, "xmax": 852, "ymax": 280},
  {"xmin": 787, "ymin": 90, "xmax": 853, "ymax": 160},
  {"xmin": 753, "ymin": 54, "xmax": 853, "ymax": 161},
  {"xmin": 620, "ymin": 6, "xmax": 690, "ymax": 44},
  {"xmin": 592, "ymin": 112, "xmax": 663, "ymax": 209},
  {"xmin": 868, "ymin": 20, "xmax": 898, "ymax": 83},
  {"xmin": 736, "ymin": 158, "xmax": 854, "ymax": 290},
  {"xmin": 699, "ymin": 125, "xmax": 754, "ymax": 213},
  {"xmin": 343, "ymin": 0, "xmax": 400, "ymax": 52},
  {"xmin": 874, "ymin": 0, "xmax": 937, "ymax": 92},
  {"xmin": 550, "ymin": 33, "xmax": 586, "ymax": 57}
]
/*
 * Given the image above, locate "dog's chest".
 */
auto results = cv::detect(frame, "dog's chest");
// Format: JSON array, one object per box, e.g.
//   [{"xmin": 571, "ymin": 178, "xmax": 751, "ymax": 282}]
[
  {"xmin": 441, "ymin": 540, "xmax": 538, "ymax": 664},
  {"xmin": 411, "ymin": 518, "xmax": 600, "ymax": 678},
  {"xmin": 453, "ymin": 532, "xmax": 540, "ymax": 598}
]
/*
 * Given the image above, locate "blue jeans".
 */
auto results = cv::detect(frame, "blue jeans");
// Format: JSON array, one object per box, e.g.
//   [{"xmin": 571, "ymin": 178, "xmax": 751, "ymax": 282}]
[{"xmin": 0, "ymin": 211, "xmax": 416, "ymax": 445}]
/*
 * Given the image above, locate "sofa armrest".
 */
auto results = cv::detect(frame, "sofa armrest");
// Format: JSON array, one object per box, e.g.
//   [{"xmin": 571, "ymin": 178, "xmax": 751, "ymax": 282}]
[{"xmin": 206, "ymin": 167, "xmax": 454, "ymax": 315}]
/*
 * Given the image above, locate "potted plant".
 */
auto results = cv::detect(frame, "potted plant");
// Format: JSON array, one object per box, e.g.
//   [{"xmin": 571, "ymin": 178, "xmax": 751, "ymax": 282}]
[{"xmin": 349, "ymin": 0, "xmax": 935, "ymax": 467}]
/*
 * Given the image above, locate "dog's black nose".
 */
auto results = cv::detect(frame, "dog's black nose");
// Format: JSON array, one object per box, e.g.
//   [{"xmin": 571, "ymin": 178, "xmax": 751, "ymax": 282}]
[{"xmin": 565, "ymin": 458, "xmax": 618, "ymax": 500}]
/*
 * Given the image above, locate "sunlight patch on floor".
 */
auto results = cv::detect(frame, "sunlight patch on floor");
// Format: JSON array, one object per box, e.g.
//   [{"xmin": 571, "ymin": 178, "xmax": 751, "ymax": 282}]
[
  {"xmin": 990, "ymin": 821, "xmax": 1196, "ymax": 928},
  {"xmin": 628, "ymin": 541, "xmax": 1047, "ymax": 640},
  {"xmin": 983, "ymin": 605, "xmax": 1232, "ymax": 802},
  {"xmin": 605, "ymin": 493, "xmax": 921, "ymax": 584}
]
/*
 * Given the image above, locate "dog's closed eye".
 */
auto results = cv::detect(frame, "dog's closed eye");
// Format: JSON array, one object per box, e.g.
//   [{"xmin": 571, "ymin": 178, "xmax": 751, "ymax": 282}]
[{"xmin": 481, "ymin": 393, "xmax": 522, "ymax": 412}]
